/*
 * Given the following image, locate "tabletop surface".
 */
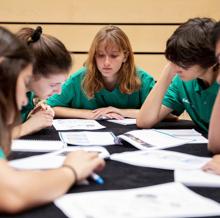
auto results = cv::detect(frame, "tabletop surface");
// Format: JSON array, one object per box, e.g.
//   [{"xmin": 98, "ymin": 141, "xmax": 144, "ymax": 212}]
[{"xmin": 2, "ymin": 120, "xmax": 219, "ymax": 218}]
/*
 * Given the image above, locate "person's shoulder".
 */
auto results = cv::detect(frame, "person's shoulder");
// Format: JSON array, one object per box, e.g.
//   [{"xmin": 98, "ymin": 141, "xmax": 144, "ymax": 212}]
[
  {"xmin": 136, "ymin": 67, "xmax": 155, "ymax": 80},
  {"xmin": 68, "ymin": 67, "xmax": 87, "ymax": 81}
]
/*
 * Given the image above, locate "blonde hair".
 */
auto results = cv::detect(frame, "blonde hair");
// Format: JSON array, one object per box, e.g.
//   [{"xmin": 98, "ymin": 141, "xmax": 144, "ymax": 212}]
[{"xmin": 83, "ymin": 25, "xmax": 141, "ymax": 98}]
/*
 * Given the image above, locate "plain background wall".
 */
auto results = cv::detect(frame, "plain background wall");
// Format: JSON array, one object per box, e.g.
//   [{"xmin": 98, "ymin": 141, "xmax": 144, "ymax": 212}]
[
  {"xmin": 1, "ymin": 0, "xmax": 219, "ymax": 79},
  {"xmin": 1, "ymin": 0, "xmax": 219, "ymax": 119}
]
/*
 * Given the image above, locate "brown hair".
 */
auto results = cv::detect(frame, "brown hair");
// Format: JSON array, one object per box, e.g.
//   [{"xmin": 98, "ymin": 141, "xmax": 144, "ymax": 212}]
[
  {"xmin": 16, "ymin": 26, "xmax": 72, "ymax": 78},
  {"xmin": 0, "ymin": 27, "xmax": 32, "ymax": 155},
  {"xmin": 211, "ymin": 21, "xmax": 220, "ymax": 49},
  {"xmin": 83, "ymin": 25, "xmax": 140, "ymax": 98},
  {"xmin": 165, "ymin": 17, "xmax": 216, "ymax": 69}
]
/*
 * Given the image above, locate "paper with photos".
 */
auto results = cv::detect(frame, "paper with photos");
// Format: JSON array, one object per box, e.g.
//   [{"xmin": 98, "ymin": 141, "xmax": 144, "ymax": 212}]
[
  {"xmin": 53, "ymin": 119, "xmax": 105, "ymax": 130},
  {"xmin": 54, "ymin": 182, "xmax": 220, "ymax": 218},
  {"xmin": 110, "ymin": 150, "xmax": 210, "ymax": 170},
  {"xmin": 118, "ymin": 129, "xmax": 191, "ymax": 150}
]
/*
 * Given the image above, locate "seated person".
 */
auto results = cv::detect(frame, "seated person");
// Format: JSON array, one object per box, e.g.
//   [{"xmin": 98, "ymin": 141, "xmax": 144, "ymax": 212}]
[
  {"xmin": 137, "ymin": 18, "xmax": 218, "ymax": 133},
  {"xmin": 46, "ymin": 25, "xmax": 155, "ymax": 120},
  {"xmin": 0, "ymin": 27, "xmax": 105, "ymax": 213},
  {"xmin": 13, "ymin": 26, "xmax": 72, "ymax": 138}
]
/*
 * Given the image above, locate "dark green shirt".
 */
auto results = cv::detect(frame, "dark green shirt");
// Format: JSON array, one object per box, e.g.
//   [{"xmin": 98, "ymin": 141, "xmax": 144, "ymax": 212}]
[
  {"xmin": 47, "ymin": 67, "xmax": 155, "ymax": 110},
  {"xmin": 162, "ymin": 75, "xmax": 219, "ymax": 132},
  {"xmin": 21, "ymin": 92, "xmax": 35, "ymax": 122}
]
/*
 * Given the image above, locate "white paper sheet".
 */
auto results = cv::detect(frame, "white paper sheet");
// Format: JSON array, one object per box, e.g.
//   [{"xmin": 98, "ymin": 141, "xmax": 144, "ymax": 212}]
[
  {"xmin": 110, "ymin": 150, "xmax": 210, "ymax": 170},
  {"xmin": 9, "ymin": 146, "xmax": 109, "ymax": 170},
  {"xmin": 154, "ymin": 129, "xmax": 208, "ymax": 144},
  {"xmin": 54, "ymin": 182, "xmax": 220, "ymax": 218},
  {"xmin": 59, "ymin": 131, "xmax": 118, "ymax": 146},
  {"xmin": 175, "ymin": 169, "xmax": 220, "ymax": 187},
  {"xmin": 107, "ymin": 118, "xmax": 136, "ymax": 125},
  {"xmin": 11, "ymin": 139, "xmax": 66, "ymax": 152},
  {"xmin": 118, "ymin": 129, "xmax": 191, "ymax": 150},
  {"xmin": 53, "ymin": 119, "xmax": 105, "ymax": 130}
]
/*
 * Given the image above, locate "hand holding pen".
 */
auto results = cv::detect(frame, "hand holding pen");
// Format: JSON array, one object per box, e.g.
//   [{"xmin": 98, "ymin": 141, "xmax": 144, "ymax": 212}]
[
  {"xmin": 63, "ymin": 150, "xmax": 105, "ymax": 185},
  {"xmin": 28, "ymin": 101, "xmax": 55, "ymax": 119}
]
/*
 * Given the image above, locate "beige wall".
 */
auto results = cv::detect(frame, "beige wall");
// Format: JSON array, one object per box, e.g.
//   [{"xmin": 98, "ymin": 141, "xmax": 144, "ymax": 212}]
[{"xmin": 0, "ymin": 0, "xmax": 219, "ymax": 79}]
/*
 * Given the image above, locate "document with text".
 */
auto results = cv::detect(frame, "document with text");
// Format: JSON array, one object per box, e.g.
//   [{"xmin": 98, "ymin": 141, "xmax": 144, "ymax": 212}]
[
  {"xmin": 59, "ymin": 131, "xmax": 118, "ymax": 146},
  {"xmin": 53, "ymin": 119, "xmax": 105, "ymax": 130},
  {"xmin": 55, "ymin": 182, "xmax": 220, "ymax": 218},
  {"xmin": 110, "ymin": 150, "xmax": 210, "ymax": 170},
  {"xmin": 118, "ymin": 129, "xmax": 191, "ymax": 150},
  {"xmin": 154, "ymin": 129, "xmax": 208, "ymax": 144}
]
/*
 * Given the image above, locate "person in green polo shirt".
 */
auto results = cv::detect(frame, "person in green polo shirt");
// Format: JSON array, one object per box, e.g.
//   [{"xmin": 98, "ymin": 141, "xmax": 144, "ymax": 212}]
[
  {"xmin": 13, "ymin": 26, "xmax": 72, "ymax": 138},
  {"xmin": 137, "ymin": 18, "xmax": 218, "ymax": 133},
  {"xmin": 0, "ymin": 27, "xmax": 104, "ymax": 213},
  {"xmin": 47, "ymin": 25, "xmax": 155, "ymax": 119}
]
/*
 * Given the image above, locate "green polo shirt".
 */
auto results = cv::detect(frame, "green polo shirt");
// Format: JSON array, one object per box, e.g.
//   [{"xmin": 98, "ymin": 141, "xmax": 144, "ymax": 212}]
[
  {"xmin": 21, "ymin": 91, "xmax": 35, "ymax": 122},
  {"xmin": 47, "ymin": 67, "xmax": 155, "ymax": 110},
  {"xmin": 0, "ymin": 148, "xmax": 5, "ymax": 159},
  {"xmin": 162, "ymin": 75, "xmax": 219, "ymax": 132}
]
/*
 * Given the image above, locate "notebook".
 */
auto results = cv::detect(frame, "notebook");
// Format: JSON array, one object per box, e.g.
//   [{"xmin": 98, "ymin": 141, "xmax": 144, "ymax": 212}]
[{"xmin": 11, "ymin": 139, "xmax": 66, "ymax": 152}]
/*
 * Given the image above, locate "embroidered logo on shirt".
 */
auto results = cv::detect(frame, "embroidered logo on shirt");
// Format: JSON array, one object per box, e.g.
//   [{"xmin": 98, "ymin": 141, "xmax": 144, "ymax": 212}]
[{"xmin": 182, "ymin": 98, "xmax": 190, "ymax": 104}]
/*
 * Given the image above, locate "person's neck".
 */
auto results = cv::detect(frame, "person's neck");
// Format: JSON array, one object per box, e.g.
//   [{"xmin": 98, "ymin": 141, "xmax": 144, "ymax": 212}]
[
  {"xmin": 103, "ymin": 77, "xmax": 118, "ymax": 91},
  {"xmin": 199, "ymin": 66, "xmax": 218, "ymax": 87}
]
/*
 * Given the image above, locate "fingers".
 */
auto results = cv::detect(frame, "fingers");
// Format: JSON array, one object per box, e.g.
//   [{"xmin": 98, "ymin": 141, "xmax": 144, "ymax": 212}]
[
  {"xmin": 107, "ymin": 112, "xmax": 124, "ymax": 120},
  {"xmin": 202, "ymin": 160, "xmax": 220, "ymax": 175}
]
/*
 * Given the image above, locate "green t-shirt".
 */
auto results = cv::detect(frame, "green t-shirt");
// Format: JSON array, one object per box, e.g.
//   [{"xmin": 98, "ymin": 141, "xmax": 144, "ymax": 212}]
[
  {"xmin": 21, "ymin": 91, "xmax": 35, "ymax": 122},
  {"xmin": 162, "ymin": 75, "xmax": 219, "ymax": 132},
  {"xmin": 0, "ymin": 148, "xmax": 5, "ymax": 159},
  {"xmin": 47, "ymin": 67, "xmax": 155, "ymax": 110}
]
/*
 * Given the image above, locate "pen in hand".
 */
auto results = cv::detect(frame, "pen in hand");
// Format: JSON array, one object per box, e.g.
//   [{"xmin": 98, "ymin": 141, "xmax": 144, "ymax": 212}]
[{"xmin": 90, "ymin": 173, "xmax": 104, "ymax": 185}]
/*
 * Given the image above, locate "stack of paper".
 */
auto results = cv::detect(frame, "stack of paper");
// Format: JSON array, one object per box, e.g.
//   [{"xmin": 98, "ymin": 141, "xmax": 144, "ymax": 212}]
[
  {"xmin": 54, "ymin": 182, "xmax": 220, "ymax": 218},
  {"xmin": 53, "ymin": 119, "xmax": 105, "ymax": 130},
  {"xmin": 110, "ymin": 150, "xmax": 210, "ymax": 170},
  {"xmin": 175, "ymin": 169, "xmax": 220, "ymax": 187},
  {"xmin": 9, "ymin": 146, "xmax": 110, "ymax": 170},
  {"xmin": 107, "ymin": 118, "xmax": 136, "ymax": 125},
  {"xmin": 11, "ymin": 139, "xmax": 66, "ymax": 152}
]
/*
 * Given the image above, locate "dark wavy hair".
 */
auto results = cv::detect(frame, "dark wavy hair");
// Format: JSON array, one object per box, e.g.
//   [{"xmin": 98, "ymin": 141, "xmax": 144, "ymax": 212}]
[
  {"xmin": 0, "ymin": 26, "xmax": 32, "ymax": 155},
  {"xmin": 165, "ymin": 18, "xmax": 217, "ymax": 69}
]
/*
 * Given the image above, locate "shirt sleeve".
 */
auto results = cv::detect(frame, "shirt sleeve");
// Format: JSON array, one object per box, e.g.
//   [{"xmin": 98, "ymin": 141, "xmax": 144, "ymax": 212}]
[{"xmin": 162, "ymin": 75, "xmax": 185, "ymax": 115}]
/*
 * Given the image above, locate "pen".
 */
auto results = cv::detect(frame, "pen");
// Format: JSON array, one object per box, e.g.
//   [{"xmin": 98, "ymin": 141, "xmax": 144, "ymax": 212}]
[{"xmin": 90, "ymin": 173, "xmax": 104, "ymax": 185}]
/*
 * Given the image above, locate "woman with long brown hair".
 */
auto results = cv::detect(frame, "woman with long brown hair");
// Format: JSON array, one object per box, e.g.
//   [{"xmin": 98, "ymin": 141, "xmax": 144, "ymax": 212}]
[{"xmin": 47, "ymin": 25, "xmax": 155, "ymax": 119}]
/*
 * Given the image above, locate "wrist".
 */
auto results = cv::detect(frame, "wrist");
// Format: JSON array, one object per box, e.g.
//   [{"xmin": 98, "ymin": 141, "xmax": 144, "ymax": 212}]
[{"xmin": 62, "ymin": 164, "xmax": 78, "ymax": 185}]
